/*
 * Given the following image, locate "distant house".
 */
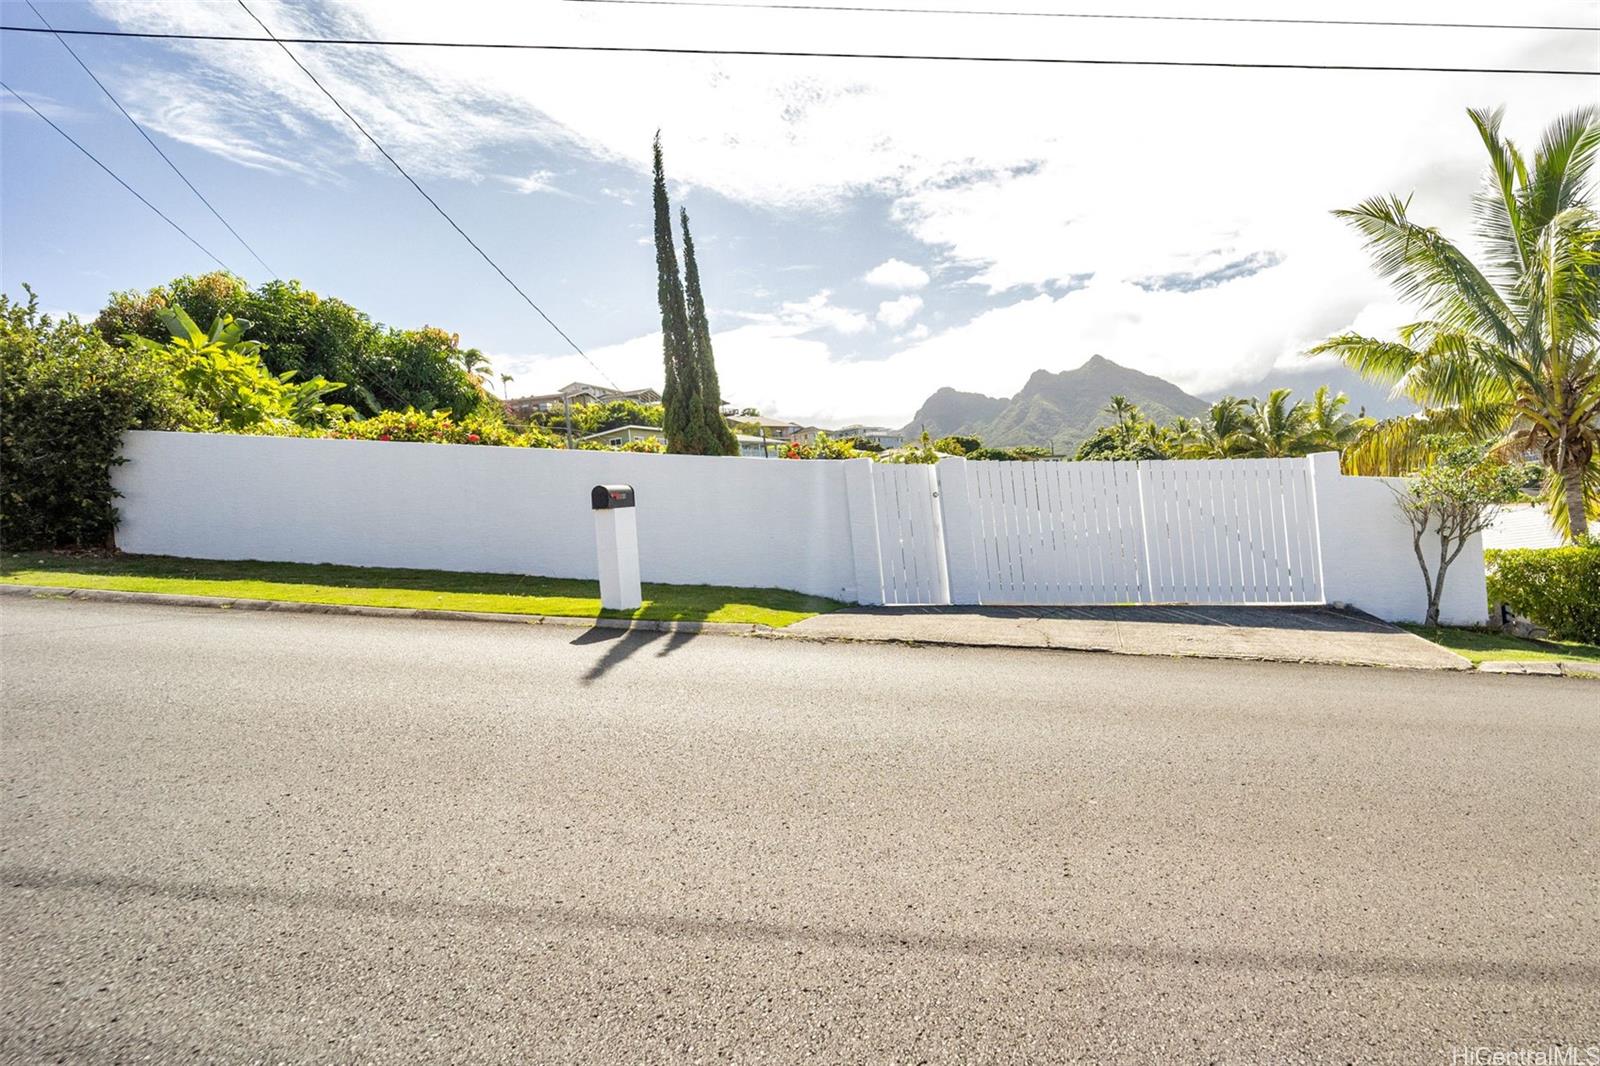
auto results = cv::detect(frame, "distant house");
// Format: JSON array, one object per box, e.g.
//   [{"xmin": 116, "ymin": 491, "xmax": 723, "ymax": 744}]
[
  {"xmin": 793, "ymin": 425, "xmax": 904, "ymax": 450},
  {"xmin": 736, "ymin": 434, "xmax": 781, "ymax": 459},
  {"xmin": 505, "ymin": 381, "xmax": 662, "ymax": 420},
  {"xmin": 728, "ymin": 413, "xmax": 804, "ymax": 440},
  {"xmin": 577, "ymin": 425, "xmax": 665, "ymax": 448}
]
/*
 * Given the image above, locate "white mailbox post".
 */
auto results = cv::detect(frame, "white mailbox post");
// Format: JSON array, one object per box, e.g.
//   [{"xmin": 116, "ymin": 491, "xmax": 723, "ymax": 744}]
[{"xmin": 591, "ymin": 484, "xmax": 642, "ymax": 611}]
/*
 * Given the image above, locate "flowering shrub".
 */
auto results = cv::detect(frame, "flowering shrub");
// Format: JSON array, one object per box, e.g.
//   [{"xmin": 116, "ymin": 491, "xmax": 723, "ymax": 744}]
[
  {"xmin": 619, "ymin": 436, "xmax": 667, "ymax": 453},
  {"xmin": 317, "ymin": 409, "xmax": 560, "ymax": 448}
]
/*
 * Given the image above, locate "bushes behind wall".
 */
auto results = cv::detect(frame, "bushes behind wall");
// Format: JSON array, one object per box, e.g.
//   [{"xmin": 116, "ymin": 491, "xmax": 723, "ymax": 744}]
[
  {"xmin": 1486, "ymin": 544, "xmax": 1600, "ymax": 642},
  {"xmin": 1, "ymin": 291, "xmax": 197, "ymax": 549}
]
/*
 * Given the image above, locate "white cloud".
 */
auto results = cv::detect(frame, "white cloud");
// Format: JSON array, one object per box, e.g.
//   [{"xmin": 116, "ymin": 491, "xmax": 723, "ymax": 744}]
[
  {"xmin": 875, "ymin": 294, "xmax": 923, "ymax": 328},
  {"xmin": 86, "ymin": 0, "xmax": 1598, "ymax": 423},
  {"xmin": 736, "ymin": 290, "xmax": 871, "ymax": 336},
  {"xmin": 502, "ymin": 169, "xmax": 563, "ymax": 195},
  {"xmin": 863, "ymin": 258, "xmax": 930, "ymax": 290}
]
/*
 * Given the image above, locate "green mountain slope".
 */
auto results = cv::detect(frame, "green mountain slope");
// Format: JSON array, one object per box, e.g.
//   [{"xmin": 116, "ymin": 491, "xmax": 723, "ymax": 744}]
[{"xmin": 899, "ymin": 355, "xmax": 1209, "ymax": 451}]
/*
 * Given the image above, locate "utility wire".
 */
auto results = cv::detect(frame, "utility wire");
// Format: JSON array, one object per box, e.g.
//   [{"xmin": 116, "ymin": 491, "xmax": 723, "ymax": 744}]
[
  {"xmin": 0, "ymin": 24, "xmax": 1593, "ymax": 76},
  {"xmin": 234, "ymin": 1, "xmax": 612, "ymax": 384},
  {"xmin": 2, "ymin": 81, "xmax": 235, "ymax": 273},
  {"xmin": 562, "ymin": 0, "xmax": 1600, "ymax": 34},
  {"xmin": 23, "ymin": 0, "xmax": 276, "ymax": 278}
]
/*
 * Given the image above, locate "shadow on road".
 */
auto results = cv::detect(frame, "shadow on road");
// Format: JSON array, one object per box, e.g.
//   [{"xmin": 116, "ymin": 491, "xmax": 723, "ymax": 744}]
[
  {"xmin": 572, "ymin": 625, "xmax": 698, "ymax": 683},
  {"xmin": 5, "ymin": 864, "xmax": 1595, "ymax": 987}
]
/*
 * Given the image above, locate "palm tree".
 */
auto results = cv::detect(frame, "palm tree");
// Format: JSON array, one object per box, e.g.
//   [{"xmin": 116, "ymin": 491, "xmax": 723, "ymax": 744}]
[
  {"xmin": 458, "ymin": 348, "xmax": 493, "ymax": 391},
  {"xmin": 1239, "ymin": 388, "xmax": 1316, "ymax": 458},
  {"xmin": 1105, "ymin": 395, "xmax": 1141, "ymax": 438},
  {"xmin": 499, "ymin": 372, "xmax": 514, "ymax": 400},
  {"xmin": 1306, "ymin": 385, "xmax": 1372, "ymax": 453},
  {"xmin": 1310, "ymin": 106, "xmax": 1599, "ymax": 539},
  {"xmin": 1183, "ymin": 396, "xmax": 1252, "ymax": 458}
]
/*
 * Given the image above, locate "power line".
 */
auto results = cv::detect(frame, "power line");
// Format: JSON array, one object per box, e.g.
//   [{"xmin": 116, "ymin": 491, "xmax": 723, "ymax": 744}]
[
  {"xmin": 1, "ymin": 80, "xmax": 235, "ymax": 273},
  {"xmin": 562, "ymin": 0, "xmax": 1600, "ymax": 34},
  {"xmin": 233, "ymin": 1, "xmax": 614, "ymax": 386},
  {"xmin": 23, "ymin": 0, "xmax": 277, "ymax": 279},
  {"xmin": 0, "ymin": 24, "xmax": 1594, "ymax": 76}
]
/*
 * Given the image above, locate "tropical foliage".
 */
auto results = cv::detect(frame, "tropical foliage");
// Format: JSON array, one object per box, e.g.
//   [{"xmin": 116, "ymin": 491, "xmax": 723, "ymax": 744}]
[
  {"xmin": 96, "ymin": 273, "xmax": 493, "ymax": 418},
  {"xmin": 1070, "ymin": 388, "xmax": 1368, "ymax": 461},
  {"xmin": 318, "ymin": 409, "xmax": 559, "ymax": 448},
  {"xmin": 1311, "ymin": 106, "xmax": 1600, "ymax": 540},
  {"xmin": 128, "ymin": 307, "xmax": 351, "ymax": 432}
]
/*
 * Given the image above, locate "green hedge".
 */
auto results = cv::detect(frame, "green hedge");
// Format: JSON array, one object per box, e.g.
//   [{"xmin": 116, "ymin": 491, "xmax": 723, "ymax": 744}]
[
  {"xmin": 1, "ymin": 291, "xmax": 196, "ymax": 549},
  {"xmin": 1485, "ymin": 545, "xmax": 1600, "ymax": 642}
]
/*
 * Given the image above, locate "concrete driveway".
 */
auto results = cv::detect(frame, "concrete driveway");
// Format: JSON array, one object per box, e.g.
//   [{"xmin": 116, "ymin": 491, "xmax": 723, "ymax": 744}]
[
  {"xmin": 788, "ymin": 603, "xmax": 1471, "ymax": 669},
  {"xmin": 1, "ymin": 596, "xmax": 1594, "ymax": 1063}
]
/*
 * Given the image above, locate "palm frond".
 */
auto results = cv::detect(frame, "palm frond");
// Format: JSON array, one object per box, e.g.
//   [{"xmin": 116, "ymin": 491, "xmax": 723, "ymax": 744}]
[{"xmin": 1332, "ymin": 195, "xmax": 1519, "ymax": 349}]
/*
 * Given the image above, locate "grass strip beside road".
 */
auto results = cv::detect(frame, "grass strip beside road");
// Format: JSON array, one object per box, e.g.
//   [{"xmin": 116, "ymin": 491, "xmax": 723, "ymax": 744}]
[
  {"xmin": 0, "ymin": 552, "xmax": 841, "ymax": 628},
  {"xmin": 1400, "ymin": 624, "xmax": 1600, "ymax": 667}
]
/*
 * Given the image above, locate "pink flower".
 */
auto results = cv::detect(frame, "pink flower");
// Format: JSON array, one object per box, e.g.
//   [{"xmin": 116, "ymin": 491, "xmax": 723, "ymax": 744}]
[
  {"xmin": 466, "ymin": 433, "xmax": 480, "ymax": 443},
  {"xmin": 378, "ymin": 433, "xmax": 392, "ymax": 442}
]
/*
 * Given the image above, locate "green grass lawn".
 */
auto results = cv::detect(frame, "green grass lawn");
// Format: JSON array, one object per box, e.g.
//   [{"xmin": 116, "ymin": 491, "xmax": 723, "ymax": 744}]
[
  {"xmin": 1400, "ymin": 624, "xmax": 1600, "ymax": 668},
  {"xmin": 0, "ymin": 552, "xmax": 841, "ymax": 628}
]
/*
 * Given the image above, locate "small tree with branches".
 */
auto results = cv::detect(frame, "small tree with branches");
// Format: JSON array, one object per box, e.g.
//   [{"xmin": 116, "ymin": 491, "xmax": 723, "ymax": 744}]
[{"xmin": 1394, "ymin": 441, "xmax": 1525, "ymax": 626}]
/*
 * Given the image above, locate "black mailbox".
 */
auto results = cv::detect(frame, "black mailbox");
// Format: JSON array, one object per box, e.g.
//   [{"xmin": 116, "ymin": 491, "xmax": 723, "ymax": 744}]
[{"xmin": 591, "ymin": 484, "xmax": 636, "ymax": 510}]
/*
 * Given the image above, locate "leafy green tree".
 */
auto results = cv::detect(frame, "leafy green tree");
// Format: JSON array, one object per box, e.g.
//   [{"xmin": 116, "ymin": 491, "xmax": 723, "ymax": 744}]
[
  {"xmin": 1311, "ymin": 106, "xmax": 1600, "ymax": 539},
  {"xmin": 2, "ymin": 287, "xmax": 196, "ymax": 548},
  {"xmin": 1394, "ymin": 440, "xmax": 1525, "ymax": 625},
  {"xmin": 934, "ymin": 434, "xmax": 983, "ymax": 456},
  {"xmin": 95, "ymin": 273, "xmax": 485, "ymax": 418},
  {"xmin": 680, "ymin": 208, "xmax": 739, "ymax": 455},
  {"xmin": 652, "ymin": 133, "xmax": 696, "ymax": 452}
]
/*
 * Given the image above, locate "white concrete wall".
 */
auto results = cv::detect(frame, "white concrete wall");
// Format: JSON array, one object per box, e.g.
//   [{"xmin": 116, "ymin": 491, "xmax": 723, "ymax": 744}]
[
  {"xmin": 113, "ymin": 431, "xmax": 864, "ymax": 601},
  {"xmin": 1308, "ymin": 452, "xmax": 1489, "ymax": 625},
  {"xmin": 1483, "ymin": 504, "xmax": 1564, "ymax": 550},
  {"xmin": 110, "ymin": 434, "xmax": 1490, "ymax": 623}
]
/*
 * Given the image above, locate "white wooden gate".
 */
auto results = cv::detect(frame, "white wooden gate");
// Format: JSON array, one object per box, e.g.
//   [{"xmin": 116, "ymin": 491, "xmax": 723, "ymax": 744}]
[
  {"xmin": 1136, "ymin": 458, "xmax": 1323, "ymax": 605},
  {"xmin": 866, "ymin": 462, "xmax": 948, "ymax": 605},
  {"xmin": 852, "ymin": 455, "xmax": 1327, "ymax": 607},
  {"xmin": 966, "ymin": 459, "xmax": 1148, "ymax": 605},
  {"xmin": 956, "ymin": 457, "xmax": 1324, "ymax": 606}
]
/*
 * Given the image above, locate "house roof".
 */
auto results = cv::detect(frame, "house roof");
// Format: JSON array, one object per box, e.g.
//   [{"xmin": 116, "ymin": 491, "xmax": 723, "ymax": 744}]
[
  {"xmin": 576, "ymin": 424, "xmax": 664, "ymax": 441},
  {"xmin": 729, "ymin": 414, "xmax": 803, "ymax": 430}
]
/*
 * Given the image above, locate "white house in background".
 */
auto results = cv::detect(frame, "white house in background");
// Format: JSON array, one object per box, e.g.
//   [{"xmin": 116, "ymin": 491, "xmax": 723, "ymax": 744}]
[
  {"xmin": 577, "ymin": 425, "xmax": 664, "ymax": 448},
  {"xmin": 794, "ymin": 425, "xmax": 904, "ymax": 449},
  {"xmin": 727, "ymin": 413, "xmax": 804, "ymax": 440},
  {"xmin": 1483, "ymin": 504, "xmax": 1564, "ymax": 549},
  {"xmin": 505, "ymin": 382, "xmax": 662, "ymax": 419},
  {"xmin": 736, "ymin": 434, "xmax": 782, "ymax": 458}
]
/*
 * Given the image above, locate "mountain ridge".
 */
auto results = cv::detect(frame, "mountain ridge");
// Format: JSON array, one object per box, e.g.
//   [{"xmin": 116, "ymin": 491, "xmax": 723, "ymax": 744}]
[{"xmin": 897, "ymin": 355, "xmax": 1209, "ymax": 451}]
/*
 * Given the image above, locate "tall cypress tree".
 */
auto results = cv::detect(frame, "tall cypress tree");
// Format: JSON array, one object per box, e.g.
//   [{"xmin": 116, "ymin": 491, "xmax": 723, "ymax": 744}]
[
  {"xmin": 651, "ymin": 133, "xmax": 695, "ymax": 452},
  {"xmin": 679, "ymin": 208, "xmax": 739, "ymax": 456}
]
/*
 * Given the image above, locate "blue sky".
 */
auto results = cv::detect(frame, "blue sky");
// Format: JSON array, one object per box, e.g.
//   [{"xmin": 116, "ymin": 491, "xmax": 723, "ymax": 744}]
[{"xmin": 2, "ymin": 0, "xmax": 1595, "ymax": 426}]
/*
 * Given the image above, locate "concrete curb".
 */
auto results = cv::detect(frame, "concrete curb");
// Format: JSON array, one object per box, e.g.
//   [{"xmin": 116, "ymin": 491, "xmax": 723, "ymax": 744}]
[
  {"xmin": 6, "ymin": 583, "xmax": 1542, "ymax": 674},
  {"xmin": 755, "ymin": 627, "xmax": 1473, "ymax": 671},
  {"xmin": 0, "ymin": 584, "xmax": 768, "ymax": 638}
]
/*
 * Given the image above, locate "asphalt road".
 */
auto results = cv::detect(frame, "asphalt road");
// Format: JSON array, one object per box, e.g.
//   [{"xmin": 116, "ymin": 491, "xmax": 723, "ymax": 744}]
[{"xmin": 1, "ymin": 597, "xmax": 1596, "ymax": 1064}]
